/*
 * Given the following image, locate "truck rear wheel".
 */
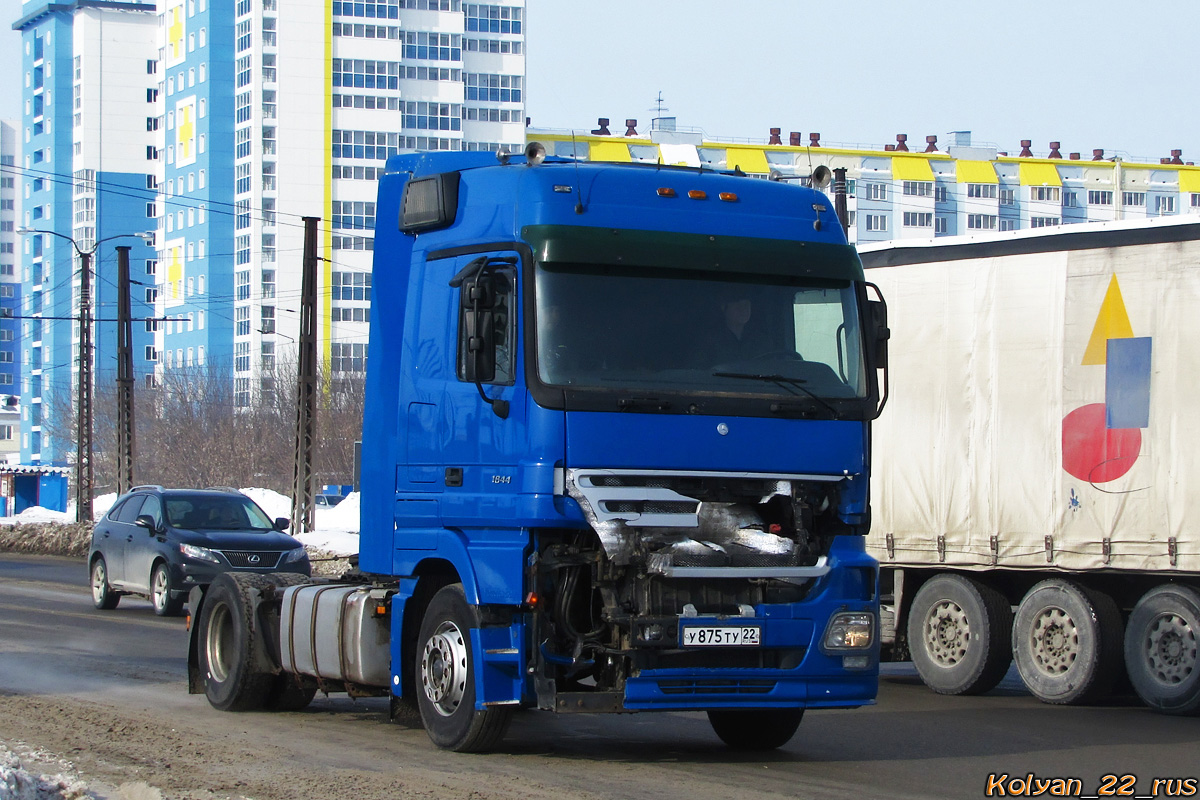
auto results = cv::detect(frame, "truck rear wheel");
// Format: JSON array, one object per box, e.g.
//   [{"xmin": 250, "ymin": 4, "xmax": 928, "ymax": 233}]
[
  {"xmin": 907, "ymin": 574, "xmax": 1013, "ymax": 695},
  {"xmin": 1013, "ymin": 579, "xmax": 1123, "ymax": 705},
  {"xmin": 415, "ymin": 584, "xmax": 512, "ymax": 752},
  {"xmin": 1124, "ymin": 585, "xmax": 1200, "ymax": 715},
  {"xmin": 706, "ymin": 708, "xmax": 803, "ymax": 750},
  {"xmin": 199, "ymin": 573, "xmax": 276, "ymax": 711}
]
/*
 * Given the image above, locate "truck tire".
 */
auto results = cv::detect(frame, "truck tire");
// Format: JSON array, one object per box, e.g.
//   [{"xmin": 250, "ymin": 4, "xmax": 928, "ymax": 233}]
[
  {"xmin": 151, "ymin": 562, "xmax": 185, "ymax": 617},
  {"xmin": 906, "ymin": 574, "xmax": 1013, "ymax": 695},
  {"xmin": 1123, "ymin": 584, "xmax": 1200, "ymax": 715},
  {"xmin": 706, "ymin": 709, "xmax": 804, "ymax": 750},
  {"xmin": 415, "ymin": 584, "xmax": 512, "ymax": 752},
  {"xmin": 198, "ymin": 572, "xmax": 276, "ymax": 711},
  {"xmin": 1013, "ymin": 579, "xmax": 1123, "ymax": 705},
  {"xmin": 90, "ymin": 556, "xmax": 120, "ymax": 610},
  {"xmin": 261, "ymin": 573, "xmax": 317, "ymax": 712}
]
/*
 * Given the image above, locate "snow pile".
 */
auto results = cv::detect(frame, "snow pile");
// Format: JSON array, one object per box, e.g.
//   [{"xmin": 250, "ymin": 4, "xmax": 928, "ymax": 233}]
[
  {"xmin": 238, "ymin": 487, "xmax": 291, "ymax": 521},
  {"xmin": 0, "ymin": 744, "xmax": 89, "ymax": 800},
  {"xmin": 302, "ymin": 492, "xmax": 360, "ymax": 555},
  {"xmin": 0, "ymin": 507, "xmax": 73, "ymax": 527}
]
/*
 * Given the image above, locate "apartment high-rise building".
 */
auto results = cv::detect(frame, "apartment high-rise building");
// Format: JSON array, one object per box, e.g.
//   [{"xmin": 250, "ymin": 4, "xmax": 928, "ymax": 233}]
[
  {"xmin": 1, "ymin": 120, "xmax": 21, "ymax": 462},
  {"xmin": 11, "ymin": 0, "xmax": 527, "ymax": 465},
  {"xmin": 156, "ymin": 0, "xmax": 527, "ymax": 406},
  {"xmin": 13, "ymin": 1, "xmax": 161, "ymax": 465}
]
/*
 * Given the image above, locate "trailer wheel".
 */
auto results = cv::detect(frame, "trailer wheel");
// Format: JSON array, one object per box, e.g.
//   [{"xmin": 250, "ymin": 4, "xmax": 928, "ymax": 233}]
[
  {"xmin": 706, "ymin": 709, "xmax": 804, "ymax": 750},
  {"xmin": 1013, "ymin": 579, "xmax": 1123, "ymax": 705},
  {"xmin": 198, "ymin": 572, "xmax": 276, "ymax": 711},
  {"xmin": 1124, "ymin": 585, "xmax": 1200, "ymax": 715},
  {"xmin": 415, "ymin": 584, "xmax": 512, "ymax": 752},
  {"xmin": 907, "ymin": 574, "xmax": 1013, "ymax": 695},
  {"xmin": 90, "ymin": 557, "xmax": 120, "ymax": 610}
]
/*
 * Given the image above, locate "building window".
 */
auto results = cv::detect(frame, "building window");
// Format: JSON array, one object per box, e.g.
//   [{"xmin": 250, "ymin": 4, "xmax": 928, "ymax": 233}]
[
  {"xmin": 236, "ymin": 306, "xmax": 251, "ymax": 336},
  {"xmin": 1122, "ymin": 192, "xmax": 1146, "ymax": 207},
  {"xmin": 1089, "ymin": 190, "xmax": 1114, "ymax": 206},
  {"xmin": 145, "ymin": 287, "xmax": 157, "ymax": 302},
  {"xmin": 967, "ymin": 214, "xmax": 997, "ymax": 230},
  {"xmin": 902, "ymin": 212, "xmax": 933, "ymax": 228},
  {"xmin": 999, "ymin": 189, "xmax": 1016, "ymax": 206},
  {"xmin": 1156, "ymin": 195, "xmax": 1176, "ymax": 214},
  {"xmin": 902, "ymin": 181, "xmax": 932, "ymax": 197},
  {"xmin": 1062, "ymin": 191, "xmax": 1079, "ymax": 208},
  {"xmin": 1030, "ymin": 216, "xmax": 1060, "ymax": 228},
  {"xmin": 1029, "ymin": 186, "xmax": 1061, "ymax": 202},
  {"xmin": 261, "ymin": 306, "xmax": 275, "ymax": 333},
  {"xmin": 966, "ymin": 183, "xmax": 997, "ymax": 199},
  {"xmin": 0, "ymin": 425, "xmax": 12, "ymax": 440},
  {"xmin": 933, "ymin": 184, "xmax": 948, "ymax": 203},
  {"xmin": 999, "ymin": 219, "xmax": 1017, "ymax": 231},
  {"xmin": 145, "ymin": 345, "xmax": 157, "ymax": 361},
  {"xmin": 864, "ymin": 182, "xmax": 887, "ymax": 201},
  {"xmin": 934, "ymin": 217, "xmax": 948, "ymax": 234},
  {"xmin": 864, "ymin": 214, "xmax": 887, "ymax": 232}
]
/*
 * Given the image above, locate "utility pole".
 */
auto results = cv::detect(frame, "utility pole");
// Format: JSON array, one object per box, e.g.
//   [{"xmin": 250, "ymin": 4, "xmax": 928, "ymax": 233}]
[
  {"xmin": 76, "ymin": 249, "xmax": 94, "ymax": 523},
  {"xmin": 115, "ymin": 245, "xmax": 135, "ymax": 496},
  {"xmin": 290, "ymin": 216, "xmax": 318, "ymax": 534}
]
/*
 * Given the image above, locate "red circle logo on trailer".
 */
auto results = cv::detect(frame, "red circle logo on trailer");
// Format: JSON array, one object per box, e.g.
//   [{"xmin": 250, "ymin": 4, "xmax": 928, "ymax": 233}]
[{"xmin": 1061, "ymin": 275, "xmax": 1151, "ymax": 485}]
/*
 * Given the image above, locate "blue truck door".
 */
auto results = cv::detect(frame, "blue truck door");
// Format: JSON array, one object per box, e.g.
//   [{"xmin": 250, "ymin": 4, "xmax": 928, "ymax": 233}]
[{"xmin": 429, "ymin": 251, "xmax": 527, "ymax": 528}]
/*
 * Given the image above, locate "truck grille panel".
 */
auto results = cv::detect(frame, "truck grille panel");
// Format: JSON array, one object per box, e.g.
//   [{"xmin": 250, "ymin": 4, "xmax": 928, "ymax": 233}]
[{"xmin": 221, "ymin": 550, "xmax": 283, "ymax": 569}]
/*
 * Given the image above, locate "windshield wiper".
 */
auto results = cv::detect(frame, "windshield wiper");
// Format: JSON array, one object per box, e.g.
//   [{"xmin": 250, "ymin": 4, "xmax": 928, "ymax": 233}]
[{"xmin": 713, "ymin": 372, "xmax": 840, "ymax": 419}]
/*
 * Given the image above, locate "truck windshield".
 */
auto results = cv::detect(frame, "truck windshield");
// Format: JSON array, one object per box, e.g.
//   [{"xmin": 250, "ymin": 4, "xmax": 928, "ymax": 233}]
[{"xmin": 535, "ymin": 262, "xmax": 869, "ymax": 406}]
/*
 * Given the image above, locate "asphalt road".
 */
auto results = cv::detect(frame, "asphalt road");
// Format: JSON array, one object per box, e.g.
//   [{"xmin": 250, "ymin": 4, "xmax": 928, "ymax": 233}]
[{"xmin": 1, "ymin": 552, "xmax": 1198, "ymax": 800}]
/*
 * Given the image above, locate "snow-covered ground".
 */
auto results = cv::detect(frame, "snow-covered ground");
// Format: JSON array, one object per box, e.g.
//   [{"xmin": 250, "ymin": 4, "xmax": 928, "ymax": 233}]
[{"xmin": 0, "ymin": 488, "xmax": 361, "ymax": 557}]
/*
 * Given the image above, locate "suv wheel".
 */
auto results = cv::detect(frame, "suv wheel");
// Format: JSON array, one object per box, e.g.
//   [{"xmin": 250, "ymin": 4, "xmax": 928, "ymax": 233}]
[
  {"xmin": 151, "ymin": 562, "xmax": 185, "ymax": 617},
  {"xmin": 91, "ymin": 557, "xmax": 121, "ymax": 610}
]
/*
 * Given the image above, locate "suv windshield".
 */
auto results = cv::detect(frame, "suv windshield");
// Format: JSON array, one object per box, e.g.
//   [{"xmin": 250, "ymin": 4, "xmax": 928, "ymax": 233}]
[
  {"xmin": 164, "ymin": 495, "xmax": 275, "ymax": 531},
  {"xmin": 535, "ymin": 262, "xmax": 869, "ymax": 405}
]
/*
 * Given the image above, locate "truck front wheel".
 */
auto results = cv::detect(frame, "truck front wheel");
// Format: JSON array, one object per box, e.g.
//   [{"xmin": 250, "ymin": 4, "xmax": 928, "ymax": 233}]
[
  {"xmin": 1124, "ymin": 584, "xmax": 1200, "ymax": 715},
  {"xmin": 199, "ymin": 573, "xmax": 276, "ymax": 711},
  {"xmin": 707, "ymin": 708, "xmax": 803, "ymax": 750},
  {"xmin": 1013, "ymin": 579, "xmax": 1123, "ymax": 705},
  {"xmin": 415, "ymin": 584, "xmax": 513, "ymax": 752},
  {"xmin": 907, "ymin": 574, "xmax": 1013, "ymax": 695}
]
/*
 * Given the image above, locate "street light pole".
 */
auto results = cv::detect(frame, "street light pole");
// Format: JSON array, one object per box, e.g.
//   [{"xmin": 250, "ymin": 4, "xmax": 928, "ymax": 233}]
[{"xmin": 16, "ymin": 228, "xmax": 152, "ymax": 522}]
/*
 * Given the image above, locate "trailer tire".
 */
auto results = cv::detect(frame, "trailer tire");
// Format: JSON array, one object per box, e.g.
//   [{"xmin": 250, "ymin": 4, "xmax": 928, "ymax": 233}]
[
  {"xmin": 90, "ymin": 556, "xmax": 120, "ymax": 610},
  {"xmin": 198, "ymin": 572, "xmax": 276, "ymax": 711},
  {"xmin": 415, "ymin": 584, "xmax": 512, "ymax": 752},
  {"xmin": 1013, "ymin": 579, "xmax": 1123, "ymax": 705},
  {"xmin": 907, "ymin": 574, "xmax": 1013, "ymax": 695},
  {"xmin": 706, "ymin": 708, "xmax": 804, "ymax": 750},
  {"xmin": 1124, "ymin": 584, "xmax": 1200, "ymax": 715}
]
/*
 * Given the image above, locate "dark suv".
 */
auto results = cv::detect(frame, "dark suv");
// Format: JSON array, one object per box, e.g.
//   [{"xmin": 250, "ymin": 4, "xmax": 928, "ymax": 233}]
[{"xmin": 88, "ymin": 486, "xmax": 310, "ymax": 616}]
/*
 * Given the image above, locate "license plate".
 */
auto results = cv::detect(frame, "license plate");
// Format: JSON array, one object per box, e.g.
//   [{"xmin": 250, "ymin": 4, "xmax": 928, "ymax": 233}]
[{"xmin": 680, "ymin": 625, "xmax": 761, "ymax": 647}]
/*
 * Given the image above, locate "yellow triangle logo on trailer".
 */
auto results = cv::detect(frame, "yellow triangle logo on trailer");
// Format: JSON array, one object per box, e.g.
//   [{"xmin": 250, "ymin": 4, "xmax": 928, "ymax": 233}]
[{"xmin": 1081, "ymin": 275, "xmax": 1135, "ymax": 365}]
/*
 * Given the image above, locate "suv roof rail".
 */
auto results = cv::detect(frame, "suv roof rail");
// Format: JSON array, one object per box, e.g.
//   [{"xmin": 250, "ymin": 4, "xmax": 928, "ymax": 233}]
[
  {"xmin": 130, "ymin": 484, "xmax": 165, "ymax": 492},
  {"xmin": 205, "ymin": 486, "xmax": 244, "ymax": 494}
]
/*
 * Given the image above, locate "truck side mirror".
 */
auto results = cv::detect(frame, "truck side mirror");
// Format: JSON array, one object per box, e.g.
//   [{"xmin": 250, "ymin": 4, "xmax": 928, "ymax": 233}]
[
  {"xmin": 461, "ymin": 274, "xmax": 497, "ymax": 383},
  {"xmin": 868, "ymin": 298, "xmax": 890, "ymax": 370}
]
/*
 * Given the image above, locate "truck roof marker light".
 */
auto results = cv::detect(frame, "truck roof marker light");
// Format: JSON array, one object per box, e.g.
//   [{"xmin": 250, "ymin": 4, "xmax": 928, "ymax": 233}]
[
  {"xmin": 719, "ymin": 192, "xmax": 738, "ymax": 202},
  {"xmin": 657, "ymin": 187, "xmax": 677, "ymax": 198},
  {"xmin": 688, "ymin": 190, "xmax": 707, "ymax": 200},
  {"xmin": 524, "ymin": 141, "xmax": 547, "ymax": 166}
]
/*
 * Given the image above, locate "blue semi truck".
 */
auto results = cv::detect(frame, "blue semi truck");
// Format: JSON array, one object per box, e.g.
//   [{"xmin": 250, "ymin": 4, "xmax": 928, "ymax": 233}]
[{"xmin": 187, "ymin": 146, "xmax": 890, "ymax": 752}]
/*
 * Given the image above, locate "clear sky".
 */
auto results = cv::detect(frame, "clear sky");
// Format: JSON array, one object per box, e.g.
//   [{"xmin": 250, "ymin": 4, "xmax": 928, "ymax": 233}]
[{"xmin": 3, "ymin": 0, "xmax": 1199, "ymax": 162}]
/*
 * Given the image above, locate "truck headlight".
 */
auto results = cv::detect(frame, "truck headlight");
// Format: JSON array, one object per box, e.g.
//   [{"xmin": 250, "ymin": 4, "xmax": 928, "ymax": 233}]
[
  {"xmin": 822, "ymin": 612, "xmax": 875, "ymax": 651},
  {"xmin": 180, "ymin": 543, "xmax": 221, "ymax": 564}
]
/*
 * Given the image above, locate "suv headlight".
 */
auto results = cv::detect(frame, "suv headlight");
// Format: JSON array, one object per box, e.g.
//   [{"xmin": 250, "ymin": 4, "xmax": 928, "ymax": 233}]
[
  {"xmin": 822, "ymin": 612, "xmax": 875, "ymax": 652},
  {"xmin": 283, "ymin": 546, "xmax": 308, "ymax": 564},
  {"xmin": 180, "ymin": 543, "xmax": 221, "ymax": 564}
]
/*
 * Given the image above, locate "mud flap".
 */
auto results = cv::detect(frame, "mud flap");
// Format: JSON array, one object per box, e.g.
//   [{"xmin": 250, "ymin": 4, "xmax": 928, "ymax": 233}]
[{"xmin": 186, "ymin": 585, "xmax": 208, "ymax": 694}]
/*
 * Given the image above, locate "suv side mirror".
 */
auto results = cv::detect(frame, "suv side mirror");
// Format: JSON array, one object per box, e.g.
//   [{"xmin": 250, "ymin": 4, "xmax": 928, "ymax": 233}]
[
  {"xmin": 274, "ymin": 517, "xmax": 290, "ymax": 531},
  {"xmin": 135, "ymin": 514, "xmax": 158, "ymax": 532}
]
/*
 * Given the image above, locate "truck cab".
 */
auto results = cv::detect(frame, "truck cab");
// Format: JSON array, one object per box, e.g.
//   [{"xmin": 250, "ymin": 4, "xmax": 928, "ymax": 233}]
[{"xmin": 359, "ymin": 147, "xmax": 889, "ymax": 749}]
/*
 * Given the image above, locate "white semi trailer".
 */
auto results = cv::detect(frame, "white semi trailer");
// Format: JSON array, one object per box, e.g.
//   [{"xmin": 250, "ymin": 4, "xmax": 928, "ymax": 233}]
[{"xmin": 861, "ymin": 217, "xmax": 1200, "ymax": 714}]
